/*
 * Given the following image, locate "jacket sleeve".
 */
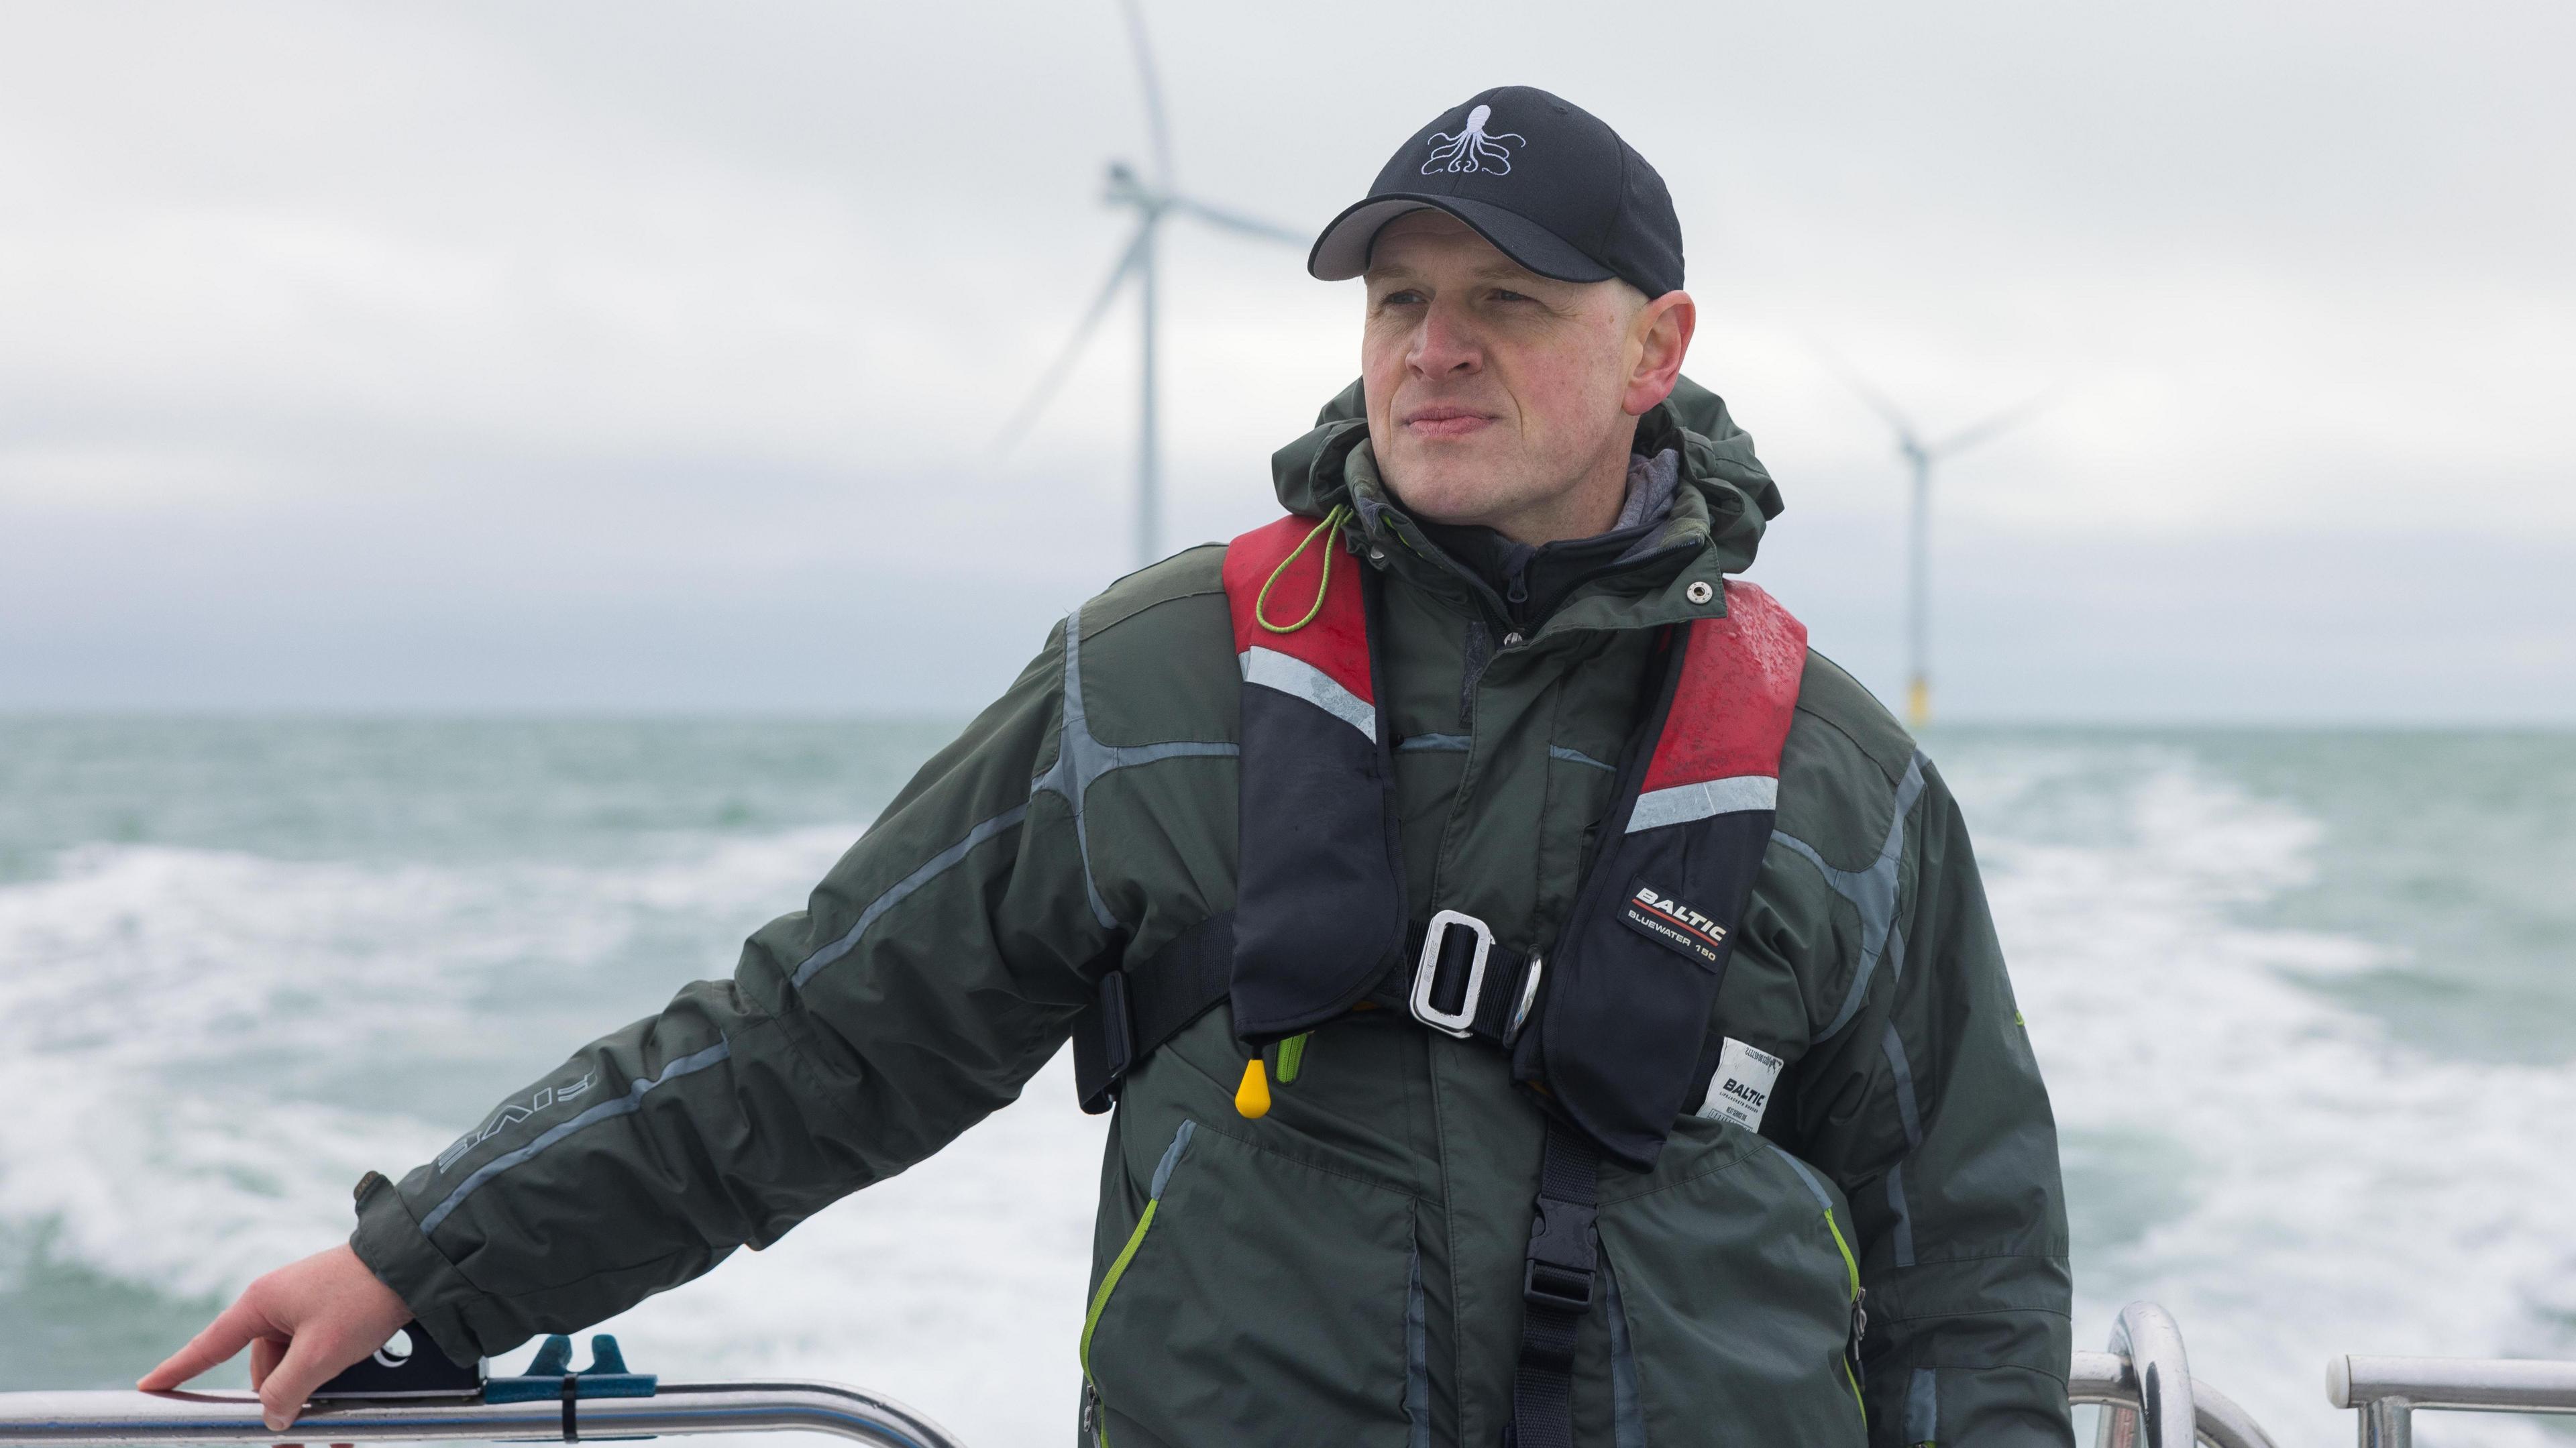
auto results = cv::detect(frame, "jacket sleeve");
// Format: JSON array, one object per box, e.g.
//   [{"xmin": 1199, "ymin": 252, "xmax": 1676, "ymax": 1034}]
[
  {"xmin": 1786, "ymin": 755, "xmax": 2075, "ymax": 1447},
  {"xmin": 350, "ymin": 620, "xmax": 1114, "ymax": 1365}
]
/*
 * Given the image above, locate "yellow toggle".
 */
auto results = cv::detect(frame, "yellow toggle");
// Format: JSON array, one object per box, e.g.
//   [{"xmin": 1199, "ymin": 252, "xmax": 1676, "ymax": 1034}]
[{"xmin": 1234, "ymin": 1057, "xmax": 1272, "ymax": 1119}]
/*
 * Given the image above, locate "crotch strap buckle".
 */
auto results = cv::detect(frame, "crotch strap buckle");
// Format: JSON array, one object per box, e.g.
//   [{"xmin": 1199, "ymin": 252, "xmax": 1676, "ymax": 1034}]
[{"xmin": 1409, "ymin": 909, "xmax": 1493, "ymax": 1039}]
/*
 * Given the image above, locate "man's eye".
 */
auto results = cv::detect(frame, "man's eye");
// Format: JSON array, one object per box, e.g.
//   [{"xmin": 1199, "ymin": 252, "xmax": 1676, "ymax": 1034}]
[
  {"xmin": 1491, "ymin": 289, "xmax": 1534, "ymax": 303},
  {"xmin": 1379, "ymin": 289, "xmax": 1427, "ymax": 306}
]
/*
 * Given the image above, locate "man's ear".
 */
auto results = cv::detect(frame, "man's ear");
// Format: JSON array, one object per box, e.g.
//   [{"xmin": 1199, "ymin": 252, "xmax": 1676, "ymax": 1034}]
[{"xmin": 1621, "ymin": 290, "xmax": 1696, "ymax": 417}]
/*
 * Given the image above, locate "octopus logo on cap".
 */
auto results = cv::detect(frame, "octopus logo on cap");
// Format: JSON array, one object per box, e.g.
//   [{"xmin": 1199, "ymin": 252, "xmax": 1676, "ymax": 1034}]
[{"xmin": 1421, "ymin": 104, "xmax": 1526, "ymax": 176}]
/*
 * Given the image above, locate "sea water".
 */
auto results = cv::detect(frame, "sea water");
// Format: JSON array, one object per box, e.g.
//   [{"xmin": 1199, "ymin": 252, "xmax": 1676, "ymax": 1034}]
[{"xmin": 0, "ymin": 719, "xmax": 2569, "ymax": 1447}]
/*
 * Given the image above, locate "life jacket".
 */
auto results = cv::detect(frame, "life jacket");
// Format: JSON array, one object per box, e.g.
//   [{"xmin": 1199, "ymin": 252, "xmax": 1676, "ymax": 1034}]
[
  {"xmin": 1069, "ymin": 510, "xmax": 1807, "ymax": 1171},
  {"xmin": 1226, "ymin": 509, "xmax": 1806, "ymax": 1167}
]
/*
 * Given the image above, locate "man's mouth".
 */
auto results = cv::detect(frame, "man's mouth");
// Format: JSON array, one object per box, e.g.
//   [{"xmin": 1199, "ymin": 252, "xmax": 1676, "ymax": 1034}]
[{"xmin": 1400, "ymin": 406, "xmax": 1496, "ymax": 440}]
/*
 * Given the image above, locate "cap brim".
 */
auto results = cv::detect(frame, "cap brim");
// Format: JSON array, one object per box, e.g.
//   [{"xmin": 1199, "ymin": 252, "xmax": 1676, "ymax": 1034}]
[{"xmin": 1307, "ymin": 194, "xmax": 1617, "ymax": 286}]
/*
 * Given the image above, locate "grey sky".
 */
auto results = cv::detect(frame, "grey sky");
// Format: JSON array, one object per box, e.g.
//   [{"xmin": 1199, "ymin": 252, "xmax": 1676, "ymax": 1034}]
[{"xmin": 3, "ymin": 1, "xmax": 2569, "ymax": 718}]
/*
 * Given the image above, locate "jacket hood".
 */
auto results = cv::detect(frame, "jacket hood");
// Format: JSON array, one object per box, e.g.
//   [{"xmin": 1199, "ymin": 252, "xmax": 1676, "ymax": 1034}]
[{"xmin": 1267, "ymin": 374, "xmax": 1784, "ymax": 578}]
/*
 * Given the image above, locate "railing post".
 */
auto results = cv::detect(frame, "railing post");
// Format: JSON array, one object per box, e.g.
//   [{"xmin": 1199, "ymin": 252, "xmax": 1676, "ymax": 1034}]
[
  {"xmin": 2359, "ymin": 1398, "xmax": 2410, "ymax": 1448},
  {"xmin": 2072, "ymin": 1348, "xmax": 2281, "ymax": 1448},
  {"xmin": 2096, "ymin": 1302, "xmax": 2195, "ymax": 1448}
]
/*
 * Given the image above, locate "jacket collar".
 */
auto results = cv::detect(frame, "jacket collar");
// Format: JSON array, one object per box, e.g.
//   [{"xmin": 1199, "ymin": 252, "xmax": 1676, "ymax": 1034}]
[{"xmin": 1267, "ymin": 376, "xmax": 1785, "ymax": 641}]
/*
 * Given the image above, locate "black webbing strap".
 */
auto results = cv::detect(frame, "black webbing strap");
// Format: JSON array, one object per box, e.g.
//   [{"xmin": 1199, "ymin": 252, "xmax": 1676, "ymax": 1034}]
[
  {"xmin": 1071, "ymin": 911, "xmax": 1236, "ymax": 1114},
  {"xmin": 1507, "ymin": 1119, "xmax": 1602, "ymax": 1448},
  {"xmin": 1360, "ymin": 917, "xmax": 1540, "ymax": 1046},
  {"xmin": 1075, "ymin": 909, "xmax": 1548, "ymax": 1113}
]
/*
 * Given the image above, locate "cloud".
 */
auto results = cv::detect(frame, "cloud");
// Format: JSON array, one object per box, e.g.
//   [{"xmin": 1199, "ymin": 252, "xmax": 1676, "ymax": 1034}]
[{"xmin": 0, "ymin": 0, "xmax": 2568, "ymax": 714}]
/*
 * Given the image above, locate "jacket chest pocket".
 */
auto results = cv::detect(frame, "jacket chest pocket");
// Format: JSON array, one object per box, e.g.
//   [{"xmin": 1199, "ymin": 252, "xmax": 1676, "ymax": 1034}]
[
  {"xmin": 1595, "ymin": 1131, "xmax": 1868, "ymax": 1448},
  {"xmin": 1083, "ymin": 1116, "xmax": 1425, "ymax": 1448}
]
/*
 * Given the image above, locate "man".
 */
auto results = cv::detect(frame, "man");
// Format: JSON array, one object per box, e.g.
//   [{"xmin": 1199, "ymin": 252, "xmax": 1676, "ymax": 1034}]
[{"xmin": 144, "ymin": 87, "xmax": 2073, "ymax": 1447}]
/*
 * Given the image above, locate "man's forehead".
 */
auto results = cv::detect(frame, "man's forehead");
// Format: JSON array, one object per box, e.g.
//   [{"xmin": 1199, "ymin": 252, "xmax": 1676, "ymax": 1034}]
[{"xmin": 1362, "ymin": 213, "xmax": 1552, "ymax": 284}]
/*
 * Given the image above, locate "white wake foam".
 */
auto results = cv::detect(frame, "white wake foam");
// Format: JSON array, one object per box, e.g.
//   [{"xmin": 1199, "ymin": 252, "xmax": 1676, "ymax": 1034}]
[
  {"xmin": 1951, "ymin": 746, "xmax": 2576, "ymax": 1447},
  {"xmin": 0, "ymin": 828, "xmax": 1103, "ymax": 1443}
]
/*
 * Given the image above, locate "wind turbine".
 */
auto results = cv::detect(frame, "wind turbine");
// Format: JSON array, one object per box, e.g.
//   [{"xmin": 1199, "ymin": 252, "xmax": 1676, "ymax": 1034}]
[
  {"xmin": 996, "ymin": 0, "xmax": 1307, "ymax": 571},
  {"xmin": 1830, "ymin": 363, "xmax": 2054, "ymax": 730}
]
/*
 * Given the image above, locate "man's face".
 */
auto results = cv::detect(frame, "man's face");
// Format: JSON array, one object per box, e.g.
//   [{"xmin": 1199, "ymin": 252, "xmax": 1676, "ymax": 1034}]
[{"xmin": 1360, "ymin": 211, "xmax": 1664, "ymax": 534}]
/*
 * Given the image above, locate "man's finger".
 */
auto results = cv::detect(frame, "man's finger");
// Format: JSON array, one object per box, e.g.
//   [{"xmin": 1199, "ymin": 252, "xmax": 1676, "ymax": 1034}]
[
  {"xmin": 138, "ymin": 1300, "xmax": 265, "ymax": 1391},
  {"xmin": 257, "ymin": 1327, "xmax": 361, "ymax": 1433},
  {"xmin": 250, "ymin": 1336, "xmax": 286, "ymax": 1392}
]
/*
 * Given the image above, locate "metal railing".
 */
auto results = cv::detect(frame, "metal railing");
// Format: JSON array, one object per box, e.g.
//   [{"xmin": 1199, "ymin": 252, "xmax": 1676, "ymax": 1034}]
[
  {"xmin": 4, "ymin": 1362, "xmax": 2262, "ymax": 1448},
  {"xmin": 0, "ymin": 1325, "xmax": 2263, "ymax": 1448},
  {"xmin": 2070, "ymin": 1300, "xmax": 2279, "ymax": 1448},
  {"xmin": 2329, "ymin": 1353, "xmax": 2576, "ymax": 1447},
  {"xmin": 2071, "ymin": 1353, "xmax": 2280, "ymax": 1448},
  {"xmin": 0, "ymin": 1380, "xmax": 965, "ymax": 1448},
  {"xmin": 2, "ymin": 1313, "xmax": 2569, "ymax": 1448}
]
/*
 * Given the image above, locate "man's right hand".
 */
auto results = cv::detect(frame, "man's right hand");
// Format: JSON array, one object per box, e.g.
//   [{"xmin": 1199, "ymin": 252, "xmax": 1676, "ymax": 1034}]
[{"xmin": 138, "ymin": 1243, "xmax": 416, "ymax": 1432}]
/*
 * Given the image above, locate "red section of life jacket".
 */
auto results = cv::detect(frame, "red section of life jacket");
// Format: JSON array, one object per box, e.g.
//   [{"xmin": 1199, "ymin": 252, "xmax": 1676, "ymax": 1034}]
[
  {"xmin": 1638, "ymin": 581, "xmax": 1807, "ymax": 795},
  {"xmin": 1223, "ymin": 514, "xmax": 1374, "ymax": 706}
]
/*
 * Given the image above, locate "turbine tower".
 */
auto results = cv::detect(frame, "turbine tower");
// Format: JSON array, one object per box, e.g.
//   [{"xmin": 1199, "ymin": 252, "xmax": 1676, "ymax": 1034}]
[
  {"xmin": 997, "ymin": 0, "xmax": 1305, "ymax": 571},
  {"xmin": 1832, "ymin": 366, "xmax": 2053, "ymax": 730}
]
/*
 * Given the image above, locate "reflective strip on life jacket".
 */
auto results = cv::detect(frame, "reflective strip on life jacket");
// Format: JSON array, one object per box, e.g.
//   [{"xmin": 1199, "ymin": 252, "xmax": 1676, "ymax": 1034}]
[{"xmin": 1240, "ymin": 647, "xmax": 1375, "ymax": 740}]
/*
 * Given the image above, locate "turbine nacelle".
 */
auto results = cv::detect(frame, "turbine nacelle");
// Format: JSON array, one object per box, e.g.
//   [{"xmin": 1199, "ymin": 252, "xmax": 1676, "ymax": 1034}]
[{"xmin": 1103, "ymin": 162, "xmax": 1167, "ymax": 214}]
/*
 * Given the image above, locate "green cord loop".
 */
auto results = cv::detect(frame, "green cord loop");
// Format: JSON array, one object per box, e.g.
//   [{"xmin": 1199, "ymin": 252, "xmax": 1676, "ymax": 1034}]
[{"xmin": 1254, "ymin": 504, "xmax": 1353, "ymax": 634}]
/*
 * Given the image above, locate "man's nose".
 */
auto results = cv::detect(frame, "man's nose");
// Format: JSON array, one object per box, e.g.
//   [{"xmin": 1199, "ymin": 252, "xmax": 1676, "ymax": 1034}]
[{"xmin": 1408, "ymin": 304, "xmax": 1482, "ymax": 378}]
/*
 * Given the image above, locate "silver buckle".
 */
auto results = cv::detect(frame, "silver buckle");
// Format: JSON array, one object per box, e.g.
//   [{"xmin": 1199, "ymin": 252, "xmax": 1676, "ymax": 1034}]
[
  {"xmin": 1410, "ymin": 909, "xmax": 1492, "ymax": 1039},
  {"xmin": 1506, "ymin": 955, "xmax": 1544, "ymax": 1043}
]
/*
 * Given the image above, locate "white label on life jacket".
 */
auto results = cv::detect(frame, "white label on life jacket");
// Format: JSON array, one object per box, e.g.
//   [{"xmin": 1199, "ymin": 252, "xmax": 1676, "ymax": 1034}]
[{"xmin": 1697, "ymin": 1038, "xmax": 1784, "ymax": 1132}]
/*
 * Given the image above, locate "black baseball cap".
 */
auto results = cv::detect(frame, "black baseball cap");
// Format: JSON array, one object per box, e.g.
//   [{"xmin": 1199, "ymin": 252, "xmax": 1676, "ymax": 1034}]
[{"xmin": 1308, "ymin": 86, "xmax": 1684, "ymax": 299}]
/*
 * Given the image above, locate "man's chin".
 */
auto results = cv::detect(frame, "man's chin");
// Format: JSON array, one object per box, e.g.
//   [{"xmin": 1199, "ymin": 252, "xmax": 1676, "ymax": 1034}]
[{"xmin": 1380, "ymin": 457, "xmax": 1521, "ymax": 529}]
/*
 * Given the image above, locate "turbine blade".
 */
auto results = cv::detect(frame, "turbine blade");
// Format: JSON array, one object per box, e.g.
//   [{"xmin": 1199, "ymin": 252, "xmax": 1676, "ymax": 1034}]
[
  {"xmin": 1811, "ymin": 342, "xmax": 1919, "ymax": 445},
  {"xmin": 1931, "ymin": 387, "xmax": 2059, "ymax": 459},
  {"xmin": 993, "ymin": 223, "xmax": 1152, "ymax": 454},
  {"xmin": 1173, "ymin": 195, "xmax": 1307, "ymax": 246},
  {"xmin": 1119, "ymin": 0, "xmax": 1175, "ymax": 187}
]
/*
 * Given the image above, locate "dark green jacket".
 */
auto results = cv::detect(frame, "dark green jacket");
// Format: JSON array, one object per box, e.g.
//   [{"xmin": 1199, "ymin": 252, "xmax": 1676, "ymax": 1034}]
[{"xmin": 354, "ymin": 379, "xmax": 2074, "ymax": 1447}]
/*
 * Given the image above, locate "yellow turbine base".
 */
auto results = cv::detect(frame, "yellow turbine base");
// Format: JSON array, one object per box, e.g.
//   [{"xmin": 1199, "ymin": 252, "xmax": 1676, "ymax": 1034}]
[{"xmin": 1906, "ymin": 677, "xmax": 1931, "ymax": 730}]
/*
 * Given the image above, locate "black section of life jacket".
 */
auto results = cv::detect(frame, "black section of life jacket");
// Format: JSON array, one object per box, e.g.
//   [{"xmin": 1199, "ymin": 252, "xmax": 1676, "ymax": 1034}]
[
  {"xmin": 1227, "ymin": 569, "xmax": 1410, "ymax": 1043},
  {"xmin": 1508, "ymin": 633, "xmax": 1772, "ymax": 1170},
  {"xmin": 1529, "ymin": 809, "xmax": 1772, "ymax": 1167},
  {"xmin": 1073, "ymin": 911, "xmax": 1238, "ymax": 1115}
]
